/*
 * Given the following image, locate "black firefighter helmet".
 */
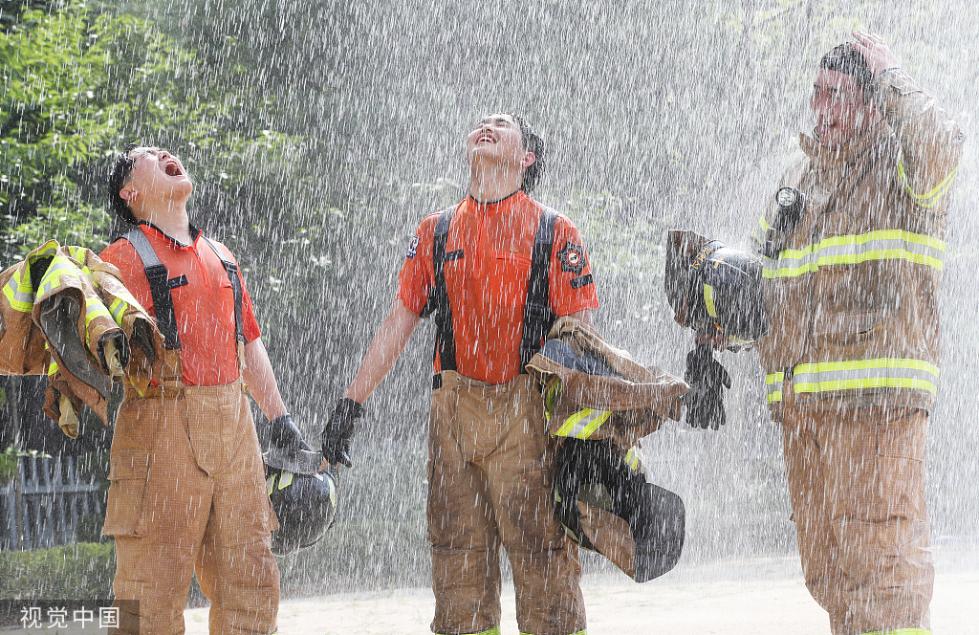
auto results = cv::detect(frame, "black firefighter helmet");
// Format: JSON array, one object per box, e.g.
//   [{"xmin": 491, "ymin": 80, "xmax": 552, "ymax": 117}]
[
  {"xmin": 554, "ymin": 439, "xmax": 685, "ymax": 583},
  {"xmin": 664, "ymin": 230, "xmax": 768, "ymax": 345},
  {"xmin": 266, "ymin": 468, "xmax": 338, "ymax": 556}
]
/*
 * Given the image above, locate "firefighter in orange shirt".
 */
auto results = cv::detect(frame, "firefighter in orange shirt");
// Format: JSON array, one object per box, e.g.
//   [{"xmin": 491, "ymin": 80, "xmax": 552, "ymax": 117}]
[
  {"xmin": 101, "ymin": 145, "xmax": 308, "ymax": 634},
  {"xmin": 322, "ymin": 114, "xmax": 598, "ymax": 635}
]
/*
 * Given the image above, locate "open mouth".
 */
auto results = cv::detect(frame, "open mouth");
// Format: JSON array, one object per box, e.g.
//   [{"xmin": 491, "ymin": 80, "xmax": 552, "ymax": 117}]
[
  {"xmin": 476, "ymin": 135, "xmax": 495, "ymax": 144},
  {"xmin": 164, "ymin": 161, "xmax": 184, "ymax": 177}
]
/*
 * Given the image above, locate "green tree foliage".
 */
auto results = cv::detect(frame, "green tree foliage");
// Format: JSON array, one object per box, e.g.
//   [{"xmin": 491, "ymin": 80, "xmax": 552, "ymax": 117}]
[
  {"xmin": 0, "ymin": 542, "xmax": 113, "ymax": 599},
  {"xmin": 0, "ymin": 0, "xmax": 294, "ymax": 263},
  {"xmin": 0, "ymin": 0, "xmax": 297, "ymax": 477}
]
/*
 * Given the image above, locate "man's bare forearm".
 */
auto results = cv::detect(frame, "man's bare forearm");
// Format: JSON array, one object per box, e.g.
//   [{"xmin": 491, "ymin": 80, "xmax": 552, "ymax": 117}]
[
  {"xmin": 243, "ymin": 338, "xmax": 288, "ymax": 420},
  {"xmin": 344, "ymin": 299, "xmax": 421, "ymax": 404}
]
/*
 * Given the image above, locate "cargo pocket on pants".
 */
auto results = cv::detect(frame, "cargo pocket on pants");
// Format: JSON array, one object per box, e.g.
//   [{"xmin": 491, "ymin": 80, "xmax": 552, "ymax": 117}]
[{"xmin": 102, "ymin": 449, "xmax": 151, "ymax": 537}]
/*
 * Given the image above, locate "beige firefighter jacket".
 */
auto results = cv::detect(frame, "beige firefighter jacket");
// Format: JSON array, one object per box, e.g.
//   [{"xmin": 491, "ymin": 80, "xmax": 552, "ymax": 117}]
[
  {"xmin": 753, "ymin": 69, "xmax": 964, "ymax": 415},
  {"xmin": 0, "ymin": 241, "xmax": 162, "ymax": 435},
  {"xmin": 527, "ymin": 317, "xmax": 688, "ymax": 453}
]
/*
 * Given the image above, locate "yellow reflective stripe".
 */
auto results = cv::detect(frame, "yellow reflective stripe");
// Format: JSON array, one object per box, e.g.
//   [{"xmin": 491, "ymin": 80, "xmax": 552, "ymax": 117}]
[
  {"xmin": 109, "ymin": 298, "xmax": 128, "ymax": 324},
  {"xmin": 66, "ymin": 246, "xmax": 88, "ymax": 262},
  {"xmin": 757, "ymin": 215, "xmax": 771, "ymax": 232},
  {"xmin": 703, "ymin": 283, "xmax": 718, "ymax": 318},
  {"xmin": 555, "ymin": 410, "xmax": 583, "ymax": 436},
  {"xmin": 556, "ymin": 409, "xmax": 587, "ymax": 436},
  {"xmin": 36, "ymin": 257, "xmax": 82, "ymax": 296},
  {"xmin": 33, "ymin": 240, "xmax": 60, "ymax": 257},
  {"xmin": 762, "ymin": 262, "xmax": 815, "ymax": 279},
  {"xmin": 544, "ymin": 379, "xmax": 562, "ymax": 422},
  {"xmin": 109, "ymin": 284, "xmax": 146, "ymax": 314},
  {"xmin": 577, "ymin": 410, "xmax": 611, "ymax": 439},
  {"xmin": 861, "ymin": 628, "xmax": 930, "ymax": 635},
  {"xmin": 763, "ymin": 229, "xmax": 945, "ymax": 279},
  {"xmin": 763, "ymin": 252, "xmax": 942, "ymax": 278},
  {"xmin": 793, "ymin": 358, "xmax": 938, "ymax": 376},
  {"xmin": 2, "ymin": 270, "xmax": 34, "ymax": 312},
  {"xmin": 815, "ymin": 249, "xmax": 943, "ymax": 270},
  {"xmin": 47, "ymin": 360, "xmax": 59, "ymax": 377},
  {"xmin": 817, "ymin": 229, "xmax": 945, "ymax": 251},
  {"xmin": 437, "ymin": 629, "xmax": 501, "ymax": 635},
  {"xmin": 792, "ymin": 358, "xmax": 939, "ymax": 396},
  {"xmin": 765, "ymin": 372, "xmax": 785, "ymax": 385},
  {"xmin": 898, "ymin": 157, "xmax": 957, "ymax": 208},
  {"xmin": 85, "ymin": 301, "xmax": 113, "ymax": 328},
  {"xmin": 267, "ymin": 471, "xmax": 295, "ymax": 494},
  {"xmin": 85, "ymin": 298, "xmax": 116, "ymax": 346},
  {"xmin": 555, "ymin": 408, "xmax": 612, "ymax": 439},
  {"xmin": 794, "ymin": 377, "xmax": 938, "ymax": 395},
  {"xmin": 624, "ymin": 447, "xmax": 640, "ymax": 472},
  {"xmin": 765, "ymin": 372, "xmax": 784, "ymax": 403}
]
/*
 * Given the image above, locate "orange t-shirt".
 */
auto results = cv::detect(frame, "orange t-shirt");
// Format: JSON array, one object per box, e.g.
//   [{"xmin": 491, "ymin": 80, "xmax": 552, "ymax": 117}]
[
  {"xmin": 398, "ymin": 191, "xmax": 599, "ymax": 384},
  {"xmin": 99, "ymin": 224, "xmax": 261, "ymax": 386}
]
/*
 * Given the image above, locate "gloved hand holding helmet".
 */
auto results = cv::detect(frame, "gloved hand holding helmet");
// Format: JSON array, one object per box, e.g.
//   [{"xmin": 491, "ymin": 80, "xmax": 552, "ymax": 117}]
[
  {"xmin": 664, "ymin": 230, "xmax": 768, "ymax": 430},
  {"xmin": 320, "ymin": 397, "xmax": 363, "ymax": 467},
  {"xmin": 260, "ymin": 413, "xmax": 323, "ymax": 475},
  {"xmin": 257, "ymin": 413, "xmax": 341, "ymax": 556}
]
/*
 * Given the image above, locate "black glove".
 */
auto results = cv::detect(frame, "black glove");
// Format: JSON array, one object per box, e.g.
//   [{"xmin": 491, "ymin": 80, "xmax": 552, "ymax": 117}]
[
  {"xmin": 683, "ymin": 344, "xmax": 732, "ymax": 430},
  {"xmin": 321, "ymin": 398, "xmax": 363, "ymax": 467},
  {"xmin": 259, "ymin": 414, "xmax": 323, "ymax": 475},
  {"xmin": 268, "ymin": 414, "xmax": 313, "ymax": 452}
]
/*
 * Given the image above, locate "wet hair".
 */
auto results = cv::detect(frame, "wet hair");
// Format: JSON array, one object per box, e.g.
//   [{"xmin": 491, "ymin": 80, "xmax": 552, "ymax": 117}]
[
  {"xmin": 819, "ymin": 43, "xmax": 874, "ymax": 100},
  {"xmin": 107, "ymin": 145, "xmax": 139, "ymax": 224},
  {"xmin": 507, "ymin": 113, "xmax": 546, "ymax": 193}
]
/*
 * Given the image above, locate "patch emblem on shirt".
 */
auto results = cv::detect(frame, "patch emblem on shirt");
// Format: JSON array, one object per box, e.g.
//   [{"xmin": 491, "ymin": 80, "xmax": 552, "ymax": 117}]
[
  {"xmin": 405, "ymin": 236, "xmax": 419, "ymax": 259},
  {"xmin": 558, "ymin": 242, "xmax": 586, "ymax": 274}
]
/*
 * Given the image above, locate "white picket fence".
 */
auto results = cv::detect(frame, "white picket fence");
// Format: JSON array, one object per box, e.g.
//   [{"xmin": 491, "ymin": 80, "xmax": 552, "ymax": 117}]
[{"xmin": 1, "ymin": 455, "xmax": 102, "ymax": 551}]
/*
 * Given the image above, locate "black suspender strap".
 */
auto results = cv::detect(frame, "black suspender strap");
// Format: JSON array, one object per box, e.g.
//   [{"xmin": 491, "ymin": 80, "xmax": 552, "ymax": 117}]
[
  {"xmin": 430, "ymin": 207, "xmax": 458, "ymax": 371},
  {"xmin": 423, "ymin": 203, "xmax": 557, "ymax": 375},
  {"xmin": 520, "ymin": 208, "xmax": 559, "ymax": 369},
  {"xmin": 115, "ymin": 229, "xmax": 245, "ymax": 351},
  {"xmin": 202, "ymin": 237, "xmax": 245, "ymax": 344},
  {"xmin": 119, "ymin": 228, "xmax": 182, "ymax": 350}
]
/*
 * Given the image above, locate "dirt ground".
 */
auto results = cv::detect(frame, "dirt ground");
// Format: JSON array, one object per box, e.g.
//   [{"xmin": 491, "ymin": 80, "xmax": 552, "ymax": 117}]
[{"xmin": 186, "ymin": 555, "xmax": 979, "ymax": 634}]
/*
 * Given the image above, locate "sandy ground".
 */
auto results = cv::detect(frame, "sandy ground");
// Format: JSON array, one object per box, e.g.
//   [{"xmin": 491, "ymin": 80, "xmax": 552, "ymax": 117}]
[{"xmin": 185, "ymin": 556, "xmax": 979, "ymax": 634}]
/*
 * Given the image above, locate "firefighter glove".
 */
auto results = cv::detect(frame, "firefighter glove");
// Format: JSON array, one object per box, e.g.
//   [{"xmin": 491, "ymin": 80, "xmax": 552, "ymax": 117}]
[
  {"xmin": 269, "ymin": 414, "xmax": 313, "ymax": 453},
  {"xmin": 683, "ymin": 343, "xmax": 732, "ymax": 430},
  {"xmin": 321, "ymin": 398, "xmax": 363, "ymax": 467}
]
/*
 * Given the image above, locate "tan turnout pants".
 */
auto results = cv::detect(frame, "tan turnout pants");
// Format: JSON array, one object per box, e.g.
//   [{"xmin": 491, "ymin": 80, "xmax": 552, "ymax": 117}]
[
  {"xmin": 103, "ymin": 381, "xmax": 280, "ymax": 634},
  {"xmin": 428, "ymin": 371, "xmax": 586, "ymax": 635},
  {"xmin": 781, "ymin": 382, "xmax": 933, "ymax": 635}
]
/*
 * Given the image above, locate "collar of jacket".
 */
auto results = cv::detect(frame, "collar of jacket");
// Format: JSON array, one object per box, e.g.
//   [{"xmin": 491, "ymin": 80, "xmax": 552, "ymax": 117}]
[{"xmin": 799, "ymin": 119, "xmax": 889, "ymax": 170}]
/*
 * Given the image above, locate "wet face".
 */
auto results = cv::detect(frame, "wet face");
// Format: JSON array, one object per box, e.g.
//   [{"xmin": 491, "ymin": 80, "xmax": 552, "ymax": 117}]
[
  {"xmin": 810, "ymin": 69, "xmax": 877, "ymax": 148},
  {"xmin": 466, "ymin": 114, "xmax": 534, "ymax": 170},
  {"xmin": 119, "ymin": 146, "xmax": 193, "ymax": 212}
]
